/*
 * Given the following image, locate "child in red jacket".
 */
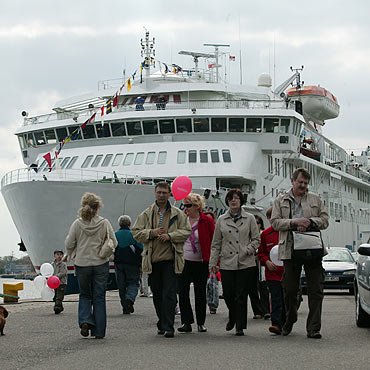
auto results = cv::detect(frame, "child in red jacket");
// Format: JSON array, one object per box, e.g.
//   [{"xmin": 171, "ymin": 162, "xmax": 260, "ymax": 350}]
[{"xmin": 257, "ymin": 207, "xmax": 285, "ymax": 335}]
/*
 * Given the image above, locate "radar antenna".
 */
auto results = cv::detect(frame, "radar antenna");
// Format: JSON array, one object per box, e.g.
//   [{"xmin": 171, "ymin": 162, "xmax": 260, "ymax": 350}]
[
  {"xmin": 203, "ymin": 43, "xmax": 230, "ymax": 83},
  {"xmin": 140, "ymin": 30, "xmax": 155, "ymax": 85},
  {"xmin": 178, "ymin": 51, "xmax": 215, "ymax": 76}
]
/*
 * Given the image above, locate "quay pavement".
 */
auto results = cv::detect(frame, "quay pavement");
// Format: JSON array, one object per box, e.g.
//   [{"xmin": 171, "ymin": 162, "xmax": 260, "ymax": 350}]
[{"xmin": 0, "ymin": 291, "xmax": 369, "ymax": 370}]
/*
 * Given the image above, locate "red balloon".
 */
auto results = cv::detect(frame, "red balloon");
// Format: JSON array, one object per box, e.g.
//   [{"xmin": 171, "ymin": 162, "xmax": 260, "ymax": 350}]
[
  {"xmin": 47, "ymin": 276, "xmax": 60, "ymax": 289},
  {"xmin": 171, "ymin": 176, "xmax": 192, "ymax": 200}
]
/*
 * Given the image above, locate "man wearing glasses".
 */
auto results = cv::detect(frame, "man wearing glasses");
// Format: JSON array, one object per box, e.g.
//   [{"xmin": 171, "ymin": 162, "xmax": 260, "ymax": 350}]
[{"xmin": 132, "ymin": 182, "xmax": 192, "ymax": 338}]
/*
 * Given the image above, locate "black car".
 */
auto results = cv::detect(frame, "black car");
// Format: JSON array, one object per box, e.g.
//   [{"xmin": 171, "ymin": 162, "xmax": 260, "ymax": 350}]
[
  {"xmin": 354, "ymin": 243, "xmax": 370, "ymax": 327},
  {"xmin": 301, "ymin": 247, "xmax": 356, "ymax": 294}
]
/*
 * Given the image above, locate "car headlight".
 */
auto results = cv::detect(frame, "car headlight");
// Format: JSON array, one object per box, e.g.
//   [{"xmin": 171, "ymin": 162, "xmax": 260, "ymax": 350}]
[{"xmin": 343, "ymin": 269, "xmax": 356, "ymax": 275}]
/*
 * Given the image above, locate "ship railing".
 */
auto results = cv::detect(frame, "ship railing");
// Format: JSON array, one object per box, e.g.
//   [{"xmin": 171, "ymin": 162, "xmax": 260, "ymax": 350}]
[
  {"xmin": 22, "ymin": 99, "xmax": 294, "ymax": 126},
  {"xmin": 1, "ymin": 168, "xmax": 164, "ymax": 189}
]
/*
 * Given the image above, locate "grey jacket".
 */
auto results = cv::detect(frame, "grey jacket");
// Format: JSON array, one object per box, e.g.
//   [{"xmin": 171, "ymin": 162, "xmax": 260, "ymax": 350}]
[
  {"xmin": 271, "ymin": 189, "xmax": 329, "ymax": 260},
  {"xmin": 132, "ymin": 203, "xmax": 192, "ymax": 274},
  {"xmin": 52, "ymin": 260, "xmax": 67, "ymax": 285},
  {"xmin": 209, "ymin": 209, "xmax": 260, "ymax": 270}
]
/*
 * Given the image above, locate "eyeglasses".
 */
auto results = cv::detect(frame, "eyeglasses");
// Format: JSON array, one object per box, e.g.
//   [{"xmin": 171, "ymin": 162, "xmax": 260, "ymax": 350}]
[{"xmin": 183, "ymin": 204, "xmax": 193, "ymax": 208}]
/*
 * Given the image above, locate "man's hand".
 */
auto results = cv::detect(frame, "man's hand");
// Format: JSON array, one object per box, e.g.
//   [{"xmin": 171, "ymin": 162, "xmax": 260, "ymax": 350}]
[
  {"xmin": 152, "ymin": 227, "xmax": 165, "ymax": 238},
  {"xmin": 157, "ymin": 233, "xmax": 170, "ymax": 242},
  {"xmin": 266, "ymin": 260, "xmax": 277, "ymax": 271},
  {"xmin": 291, "ymin": 218, "xmax": 311, "ymax": 231}
]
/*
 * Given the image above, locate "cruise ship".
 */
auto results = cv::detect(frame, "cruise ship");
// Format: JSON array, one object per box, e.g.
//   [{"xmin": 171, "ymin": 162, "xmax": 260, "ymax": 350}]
[{"xmin": 2, "ymin": 31, "xmax": 370, "ymax": 293}]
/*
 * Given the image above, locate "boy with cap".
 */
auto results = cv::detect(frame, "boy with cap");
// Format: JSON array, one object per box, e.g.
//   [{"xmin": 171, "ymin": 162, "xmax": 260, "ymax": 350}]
[{"xmin": 52, "ymin": 250, "xmax": 67, "ymax": 314}]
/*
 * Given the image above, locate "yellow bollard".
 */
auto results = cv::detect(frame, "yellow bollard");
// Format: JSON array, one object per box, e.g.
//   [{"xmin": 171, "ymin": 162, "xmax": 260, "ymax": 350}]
[{"xmin": 3, "ymin": 282, "xmax": 24, "ymax": 303}]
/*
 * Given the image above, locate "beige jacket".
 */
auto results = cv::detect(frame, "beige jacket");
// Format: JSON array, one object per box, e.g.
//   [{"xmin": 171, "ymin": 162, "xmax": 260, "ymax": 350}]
[
  {"xmin": 132, "ymin": 202, "xmax": 192, "ymax": 274},
  {"xmin": 209, "ymin": 209, "xmax": 260, "ymax": 270},
  {"xmin": 65, "ymin": 216, "xmax": 118, "ymax": 267},
  {"xmin": 271, "ymin": 190, "xmax": 329, "ymax": 260}
]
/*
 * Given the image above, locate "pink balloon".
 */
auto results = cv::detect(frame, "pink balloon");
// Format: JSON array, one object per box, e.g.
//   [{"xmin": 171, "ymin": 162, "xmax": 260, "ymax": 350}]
[
  {"xmin": 171, "ymin": 176, "xmax": 192, "ymax": 200},
  {"xmin": 47, "ymin": 276, "xmax": 60, "ymax": 289}
]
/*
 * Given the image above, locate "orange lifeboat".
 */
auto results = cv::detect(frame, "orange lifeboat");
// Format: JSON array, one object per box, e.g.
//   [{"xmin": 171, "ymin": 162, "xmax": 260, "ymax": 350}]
[{"xmin": 286, "ymin": 85, "xmax": 340, "ymax": 124}]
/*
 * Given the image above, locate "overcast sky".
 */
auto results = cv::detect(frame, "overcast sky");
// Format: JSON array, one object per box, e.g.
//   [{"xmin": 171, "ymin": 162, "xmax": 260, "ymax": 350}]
[{"xmin": 0, "ymin": 0, "xmax": 369, "ymax": 257}]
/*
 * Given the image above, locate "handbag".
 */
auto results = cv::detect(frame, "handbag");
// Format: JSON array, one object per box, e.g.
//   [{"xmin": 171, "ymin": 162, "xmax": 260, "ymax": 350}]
[
  {"xmin": 206, "ymin": 273, "xmax": 219, "ymax": 308},
  {"xmin": 292, "ymin": 231, "xmax": 324, "ymax": 261},
  {"xmin": 98, "ymin": 220, "xmax": 115, "ymax": 259}
]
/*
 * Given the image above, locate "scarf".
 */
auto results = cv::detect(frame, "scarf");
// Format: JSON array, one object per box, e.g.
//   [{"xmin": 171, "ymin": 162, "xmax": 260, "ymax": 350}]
[
  {"xmin": 189, "ymin": 219, "xmax": 199, "ymax": 253},
  {"xmin": 229, "ymin": 209, "xmax": 242, "ymax": 223}
]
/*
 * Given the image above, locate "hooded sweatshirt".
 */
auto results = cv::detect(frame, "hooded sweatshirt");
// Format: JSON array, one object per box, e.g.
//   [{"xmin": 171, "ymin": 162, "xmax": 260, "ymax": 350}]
[{"xmin": 65, "ymin": 215, "xmax": 118, "ymax": 267}]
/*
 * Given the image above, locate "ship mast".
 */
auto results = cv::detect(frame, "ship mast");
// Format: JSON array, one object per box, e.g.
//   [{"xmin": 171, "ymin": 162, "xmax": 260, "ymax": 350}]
[
  {"xmin": 140, "ymin": 29, "xmax": 155, "ymax": 89},
  {"xmin": 203, "ymin": 43, "xmax": 230, "ymax": 83}
]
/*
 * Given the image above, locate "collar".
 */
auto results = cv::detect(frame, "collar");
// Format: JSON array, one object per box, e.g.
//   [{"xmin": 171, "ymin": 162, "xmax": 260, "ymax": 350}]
[{"xmin": 155, "ymin": 200, "xmax": 171, "ymax": 212}]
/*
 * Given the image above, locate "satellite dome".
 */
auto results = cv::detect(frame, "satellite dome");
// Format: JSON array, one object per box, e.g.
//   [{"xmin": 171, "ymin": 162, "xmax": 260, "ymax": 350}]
[{"xmin": 258, "ymin": 73, "xmax": 272, "ymax": 87}]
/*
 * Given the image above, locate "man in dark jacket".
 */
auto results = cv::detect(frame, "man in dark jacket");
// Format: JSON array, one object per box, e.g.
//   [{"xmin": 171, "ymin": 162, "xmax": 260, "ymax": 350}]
[{"xmin": 114, "ymin": 215, "xmax": 143, "ymax": 314}]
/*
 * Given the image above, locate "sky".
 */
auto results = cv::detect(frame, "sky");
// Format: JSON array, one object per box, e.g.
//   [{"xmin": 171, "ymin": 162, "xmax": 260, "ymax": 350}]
[{"xmin": 0, "ymin": 0, "xmax": 369, "ymax": 257}]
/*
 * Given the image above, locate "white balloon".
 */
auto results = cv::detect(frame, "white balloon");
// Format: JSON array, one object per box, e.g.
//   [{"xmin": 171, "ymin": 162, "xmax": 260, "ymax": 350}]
[
  {"xmin": 270, "ymin": 245, "xmax": 283, "ymax": 266},
  {"xmin": 33, "ymin": 275, "xmax": 46, "ymax": 291},
  {"xmin": 40, "ymin": 263, "xmax": 54, "ymax": 277},
  {"xmin": 41, "ymin": 286, "xmax": 55, "ymax": 301}
]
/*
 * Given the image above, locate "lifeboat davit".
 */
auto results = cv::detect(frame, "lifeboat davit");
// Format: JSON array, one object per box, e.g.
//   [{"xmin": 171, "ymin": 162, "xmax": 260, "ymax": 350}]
[{"xmin": 286, "ymin": 86, "xmax": 340, "ymax": 124}]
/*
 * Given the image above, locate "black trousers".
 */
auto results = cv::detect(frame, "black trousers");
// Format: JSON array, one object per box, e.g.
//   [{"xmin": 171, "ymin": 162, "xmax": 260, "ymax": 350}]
[
  {"xmin": 178, "ymin": 260, "xmax": 209, "ymax": 326},
  {"xmin": 267, "ymin": 280, "xmax": 285, "ymax": 328},
  {"xmin": 149, "ymin": 261, "xmax": 177, "ymax": 333},
  {"xmin": 282, "ymin": 258, "xmax": 324, "ymax": 333},
  {"xmin": 54, "ymin": 284, "xmax": 66, "ymax": 310},
  {"xmin": 221, "ymin": 267, "xmax": 255, "ymax": 330},
  {"xmin": 247, "ymin": 265, "xmax": 266, "ymax": 316}
]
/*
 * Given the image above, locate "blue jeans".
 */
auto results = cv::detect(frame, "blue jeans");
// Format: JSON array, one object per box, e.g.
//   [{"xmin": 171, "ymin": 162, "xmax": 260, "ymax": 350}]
[
  {"xmin": 115, "ymin": 263, "xmax": 140, "ymax": 307},
  {"xmin": 267, "ymin": 280, "xmax": 285, "ymax": 328},
  {"xmin": 75, "ymin": 262, "xmax": 109, "ymax": 337}
]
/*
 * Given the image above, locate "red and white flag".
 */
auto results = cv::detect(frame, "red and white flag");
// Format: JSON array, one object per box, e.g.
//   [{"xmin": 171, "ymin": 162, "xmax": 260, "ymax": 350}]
[
  {"xmin": 81, "ymin": 113, "xmax": 96, "ymax": 130},
  {"xmin": 229, "ymin": 55, "xmax": 236, "ymax": 61},
  {"xmin": 43, "ymin": 152, "xmax": 52, "ymax": 172},
  {"xmin": 101, "ymin": 105, "xmax": 104, "ymax": 116},
  {"xmin": 208, "ymin": 63, "xmax": 215, "ymax": 69}
]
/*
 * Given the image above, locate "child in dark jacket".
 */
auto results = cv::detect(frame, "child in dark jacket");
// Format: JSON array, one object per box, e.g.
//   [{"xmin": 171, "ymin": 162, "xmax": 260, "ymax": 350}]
[
  {"xmin": 114, "ymin": 215, "xmax": 143, "ymax": 314},
  {"xmin": 52, "ymin": 250, "xmax": 67, "ymax": 314}
]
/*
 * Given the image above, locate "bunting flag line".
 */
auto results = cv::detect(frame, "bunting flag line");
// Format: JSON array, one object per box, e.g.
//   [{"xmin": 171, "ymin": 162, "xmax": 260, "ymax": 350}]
[
  {"xmin": 113, "ymin": 94, "xmax": 118, "ymax": 108},
  {"xmin": 81, "ymin": 112, "xmax": 96, "ymax": 129},
  {"xmin": 127, "ymin": 78, "xmax": 131, "ymax": 91},
  {"xmin": 229, "ymin": 55, "xmax": 236, "ymax": 61},
  {"xmin": 101, "ymin": 105, "xmax": 105, "ymax": 116},
  {"xmin": 71, "ymin": 128, "xmax": 80, "ymax": 141}
]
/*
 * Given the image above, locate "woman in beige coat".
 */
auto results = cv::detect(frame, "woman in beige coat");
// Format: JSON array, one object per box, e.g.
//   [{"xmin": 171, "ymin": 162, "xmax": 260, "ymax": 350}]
[
  {"xmin": 65, "ymin": 192, "xmax": 117, "ymax": 339},
  {"xmin": 209, "ymin": 189, "xmax": 260, "ymax": 336}
]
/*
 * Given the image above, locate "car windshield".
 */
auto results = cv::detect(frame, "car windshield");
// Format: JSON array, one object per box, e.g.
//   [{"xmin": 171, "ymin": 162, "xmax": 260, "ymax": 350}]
[{"xmin": 323, "ymin": 249, "xmax": 354, "ymax": 263}]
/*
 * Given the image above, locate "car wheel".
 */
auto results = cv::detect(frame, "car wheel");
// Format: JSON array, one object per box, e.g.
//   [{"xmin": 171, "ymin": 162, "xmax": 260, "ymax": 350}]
[{"xmin": 355, "ymin": 288, "xmax": 370, "ymax": 327}]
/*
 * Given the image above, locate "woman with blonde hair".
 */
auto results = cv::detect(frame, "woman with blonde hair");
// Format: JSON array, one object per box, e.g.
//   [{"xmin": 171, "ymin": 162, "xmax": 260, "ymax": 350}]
[
  {"xmin": 177, "ymin": 193, "xmax": 215, "ymax": 333},
  {"xmin": 65, "ymin": 192, "xmax": 117, "ymax": 339}
]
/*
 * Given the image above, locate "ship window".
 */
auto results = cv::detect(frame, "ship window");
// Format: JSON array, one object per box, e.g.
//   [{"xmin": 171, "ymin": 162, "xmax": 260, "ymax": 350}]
[
  {"xmin": 173, "ymin": 95, "xmax": 181, "ymax": 103},
  {"xmin": 280, "ymin": 119, "xmax": 290, "ymax": 133},
  {"xmin": 157, "ymin": 151, "xmax": 167, "ymax": 164},
  {"xmin": 177, "ymin": 151, "xmax": 186, "ymax": 164},
  {"xmin": 44, "ymin": 129, "xmax": 57, "ymax": 144},
  {"xmin": 18, "ymin": 135, "xmax": 26, "ymax": 150},
  {"xmin": 211, "ymin": 118, "xmax": 226, "ymax": 132},
  {"xmin": 96, "ymin": 122, "xmax": 112, "ymax": 138},
  {"xmin": 143, "ymin": 120, "xmax": 158, "ymax": 135},
  {"xmin": 189, "ymin": 150, "xmax": 197, "ymax": 163},
  {"xmin": 200, "ymin": 150, "xmax": 208, "ymax": 163},
  {"xmin": 34, "ymin": 131, "xmax": 46, "ymax": 145},
  {"xmin": 134, "ymin": 152, "xmax": 145, "ymax": 165},
  {"xmin": 176, "ymin": 118, "xmax": 192, "ymax": 133},
  {"xmin": 101, "ymin": 154, "xmax": 113, "ymax": 167},
  {"xmin": 127, "ymin": 121, "xmax": 142, "ymax": 136},
  {"xmin": 81, "ymin": 155, "xmax": 94, "ymax": 168},
  {"xmin": 194, "ymin": 118, "xmax": 209, "ymax": 132},
  {"xmin": 91, "ymin": 155, "xmax": 103, "ymax": 167},
  {"xmin": 25, "ymin": 133, "xmax": 36, "ymax": 147},
  {"xmin": 111, "ymin": 121, "xmax": 126, "ymax": 137},
  {"xmin": 123, "ymin": 153, "xmax": 134, "ymax": 166},
  {"xmin": 56, "ymin": 128, "xmax": 68, "ymax": 142},
  {"xmin": 67, "ymin": 126, "xmax": 82, "ymax": 140},
  {"xmin": 229, "ymin": 118, "xmax": 244, "ymax": 132},
  {"xmin": 263, "ymin": 118, "xmax": 279, "ymax": 133},
  {"xmin": 159, "ymin": 119, "xmax": 175, "ymax": 134},
  {"xmin": 66, "ymin": 156, "xmax": 78, "ymax": 169},
  {"xmin": 222, "ymin": 149, "xmax": 231, "ymax": 162},
  {"xmin": 146, "ymin": 152, "xmax": 155, "ymax": 164},
  {"xmin": 82, "ymin": 124, "xmax": 96, "ymax": 139},
  {"xmin": 210, "ymin": 149, "xmax": 220, "ymax": 162},
  {"xmin": 246, "ymin": 118, "xmax": 262, "ymax": 132},
  {"xmin": 112, "ymin": 153, "xmax": 123, "ymax": 166},
  {"xmin": 60, "ymin": 157, "xmax": 70, "ymax": 169}
]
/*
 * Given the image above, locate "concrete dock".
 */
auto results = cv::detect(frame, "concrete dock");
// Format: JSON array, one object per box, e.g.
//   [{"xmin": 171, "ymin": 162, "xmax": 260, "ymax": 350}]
[{"xmin": 0, "ymin": 291, "xmax": 368, "ymax": 370}]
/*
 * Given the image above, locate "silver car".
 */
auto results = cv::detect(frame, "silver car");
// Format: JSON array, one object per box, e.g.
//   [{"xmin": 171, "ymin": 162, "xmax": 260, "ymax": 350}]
[{"xmin": 354, "ymin": 244, "xmax": 370, "ymax": 327}]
